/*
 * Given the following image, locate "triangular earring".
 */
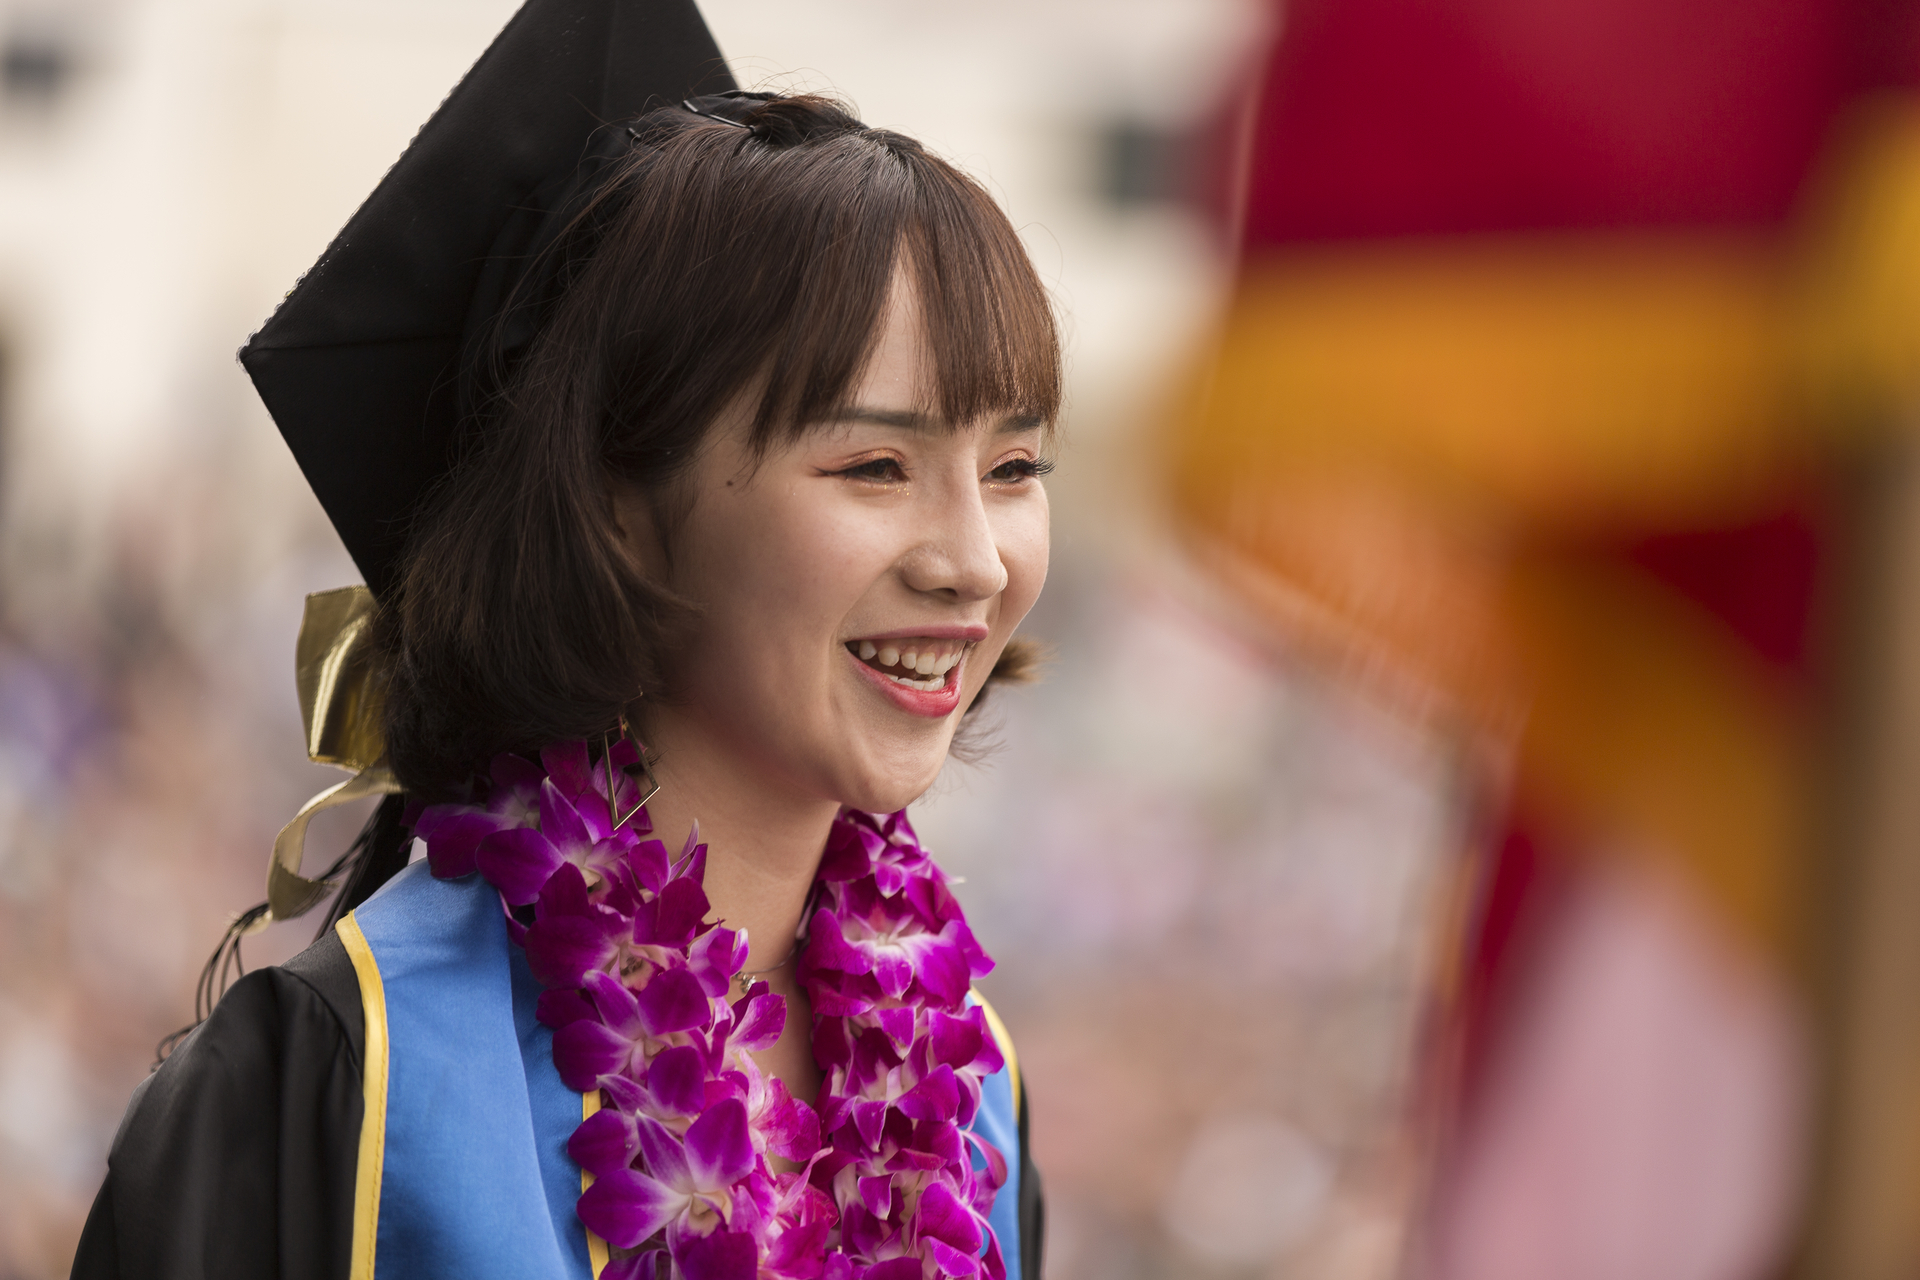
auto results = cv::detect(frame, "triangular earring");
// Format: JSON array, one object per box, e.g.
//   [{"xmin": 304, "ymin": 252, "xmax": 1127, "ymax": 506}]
[{"xmin": 602, "ymin": 712, "xmax": 661, "ymax": 831}]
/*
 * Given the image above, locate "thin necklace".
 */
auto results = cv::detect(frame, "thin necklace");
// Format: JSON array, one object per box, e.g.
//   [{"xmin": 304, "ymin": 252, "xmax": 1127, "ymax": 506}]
[
  {"xmin": 733, "ymin": 939, "xmax": 800, "ymax": 996},
  {"xmin": 732, "ymin": 880, "xmax": 822, "ymax": 997}
]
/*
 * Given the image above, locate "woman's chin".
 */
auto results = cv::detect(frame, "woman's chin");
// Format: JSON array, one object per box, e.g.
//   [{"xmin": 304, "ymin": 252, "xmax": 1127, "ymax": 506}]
[{"xmin": 832, "ymin": 754, "xmax": 949, "ymax": 816}]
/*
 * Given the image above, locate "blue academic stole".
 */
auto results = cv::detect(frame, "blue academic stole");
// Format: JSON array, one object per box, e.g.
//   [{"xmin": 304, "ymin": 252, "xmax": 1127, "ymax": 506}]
[{"xmin": 338, "ymin": 861, "xmax": 1024, "ymax": 1280}]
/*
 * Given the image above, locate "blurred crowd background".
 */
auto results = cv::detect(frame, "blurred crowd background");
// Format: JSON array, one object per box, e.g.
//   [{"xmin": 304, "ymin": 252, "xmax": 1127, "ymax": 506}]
[{"xmin": 2, "ymin": 0, "xmax": 1919, "ymax": 1277}]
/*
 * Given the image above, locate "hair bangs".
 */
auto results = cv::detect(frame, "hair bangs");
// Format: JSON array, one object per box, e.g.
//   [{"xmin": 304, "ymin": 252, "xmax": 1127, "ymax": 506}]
[
  {"xmin": 744, "ymin": 127, "xmax": 1061, "ymax": 444},
  {"xmin": 903, "ymin": 170, "xmax": 1061, "ymax": 433}
]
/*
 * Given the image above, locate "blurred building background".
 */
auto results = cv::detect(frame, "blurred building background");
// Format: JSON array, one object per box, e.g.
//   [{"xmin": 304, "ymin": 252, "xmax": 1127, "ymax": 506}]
[{"xmin": 0, "ymin": 1, "xmax": 1916, "ymax": 1279}]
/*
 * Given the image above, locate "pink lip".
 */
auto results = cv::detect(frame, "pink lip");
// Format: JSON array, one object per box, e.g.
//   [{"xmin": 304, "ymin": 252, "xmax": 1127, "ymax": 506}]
[
  {"xmin": 846, "ymin": 647, "xmax": 965, "ymax": 718},
  {"xmin": 850, "ymin": 623, "xmax": 990, "ymax": 643}
]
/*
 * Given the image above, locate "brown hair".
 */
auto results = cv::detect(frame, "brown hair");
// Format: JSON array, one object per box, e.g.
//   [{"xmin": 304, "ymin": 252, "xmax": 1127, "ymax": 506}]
[{"xmin": 378, "ymin": 94, "xmax": 1061, "ymax": 798}]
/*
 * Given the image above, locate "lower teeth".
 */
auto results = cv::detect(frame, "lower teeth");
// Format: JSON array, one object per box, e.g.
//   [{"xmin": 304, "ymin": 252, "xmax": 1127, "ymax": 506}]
[{"xmin": 888, "ymin": 672, "xmax": 944, "ymax": 691}]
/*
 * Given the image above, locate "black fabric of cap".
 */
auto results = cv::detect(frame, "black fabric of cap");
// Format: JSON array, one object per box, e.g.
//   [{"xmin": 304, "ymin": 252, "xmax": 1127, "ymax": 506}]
[{"xmin": 240, "ymin": 0, "xmax": 734, "ymax": 599}]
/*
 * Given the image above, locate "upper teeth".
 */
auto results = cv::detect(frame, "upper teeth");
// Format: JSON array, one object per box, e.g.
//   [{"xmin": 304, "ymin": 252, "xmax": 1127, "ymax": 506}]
[{"xmin": 851, "ymin": 637, "xmax": 965, "ymax": 682}]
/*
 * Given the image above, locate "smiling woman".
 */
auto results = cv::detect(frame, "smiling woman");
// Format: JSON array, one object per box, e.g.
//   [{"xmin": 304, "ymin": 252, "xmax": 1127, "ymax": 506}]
[
  {"xmin": 70, "ymin": 4, "xmax": 1056, "ymax": 1280},
  {"xmin": 383, "ymin": 82, "xmax": 1060, "ymax": 804}
]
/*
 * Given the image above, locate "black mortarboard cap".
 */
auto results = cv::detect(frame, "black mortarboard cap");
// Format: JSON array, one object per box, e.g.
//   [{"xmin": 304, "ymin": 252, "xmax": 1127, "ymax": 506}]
[{"xmin": 240, "ymin": 0, "xmax": 733, "ymax": 599}]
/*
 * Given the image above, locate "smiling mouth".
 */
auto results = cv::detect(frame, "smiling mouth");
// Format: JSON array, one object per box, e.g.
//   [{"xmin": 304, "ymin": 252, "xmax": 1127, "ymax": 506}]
[{"xmin": 845, "ymin": 637, "xmax": 968, "ymax": 691}]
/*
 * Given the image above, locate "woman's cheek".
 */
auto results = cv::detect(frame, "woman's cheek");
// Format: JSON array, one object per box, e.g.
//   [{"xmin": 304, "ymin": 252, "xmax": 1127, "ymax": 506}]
[{"xmin": 997, "ymin": 497, "xmax": 1051, "ymax": 623}]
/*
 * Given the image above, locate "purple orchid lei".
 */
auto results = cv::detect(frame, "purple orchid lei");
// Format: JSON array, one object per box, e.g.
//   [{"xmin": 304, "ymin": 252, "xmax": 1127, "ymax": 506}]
[{"xmin": 411, "ymin": 739, "xmax": 1008, "ymax": 1280}]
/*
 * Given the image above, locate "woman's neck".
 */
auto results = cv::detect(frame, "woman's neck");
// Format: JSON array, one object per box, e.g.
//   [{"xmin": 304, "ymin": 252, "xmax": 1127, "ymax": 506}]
[
  {"xmin": 634, "ymin": 710, "xmax": 840, "ymax": 971},
  {"xmin": 633, "ymin": 706, "xmax": 835, "ymax": 1109}
]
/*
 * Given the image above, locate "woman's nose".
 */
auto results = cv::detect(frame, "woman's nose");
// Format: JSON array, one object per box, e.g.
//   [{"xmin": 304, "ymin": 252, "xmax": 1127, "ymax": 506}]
[{"xmin": 901, "ymin": 481, "xmax": 1009, "ymax": 601}]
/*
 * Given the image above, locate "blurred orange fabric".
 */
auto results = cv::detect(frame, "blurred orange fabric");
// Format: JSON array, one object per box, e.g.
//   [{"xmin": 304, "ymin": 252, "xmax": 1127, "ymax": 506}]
[{"xmin": 1171, "ymin": 0, "xmax": 1920, "ymax": 1272}]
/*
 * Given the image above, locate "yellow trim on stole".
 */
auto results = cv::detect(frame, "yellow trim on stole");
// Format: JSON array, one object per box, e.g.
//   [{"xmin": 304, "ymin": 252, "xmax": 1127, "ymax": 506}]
[
  {"xmin": 583, "ymin": 1089, "xmax": 610, "ymax": 1277},
  {"xmin": 972, "ymin": 992, "xmax": 1022, "ymax": 1119},
  {"xmin": 337, "ymin": 914, "xmax": 389, "ymax": 1280}
]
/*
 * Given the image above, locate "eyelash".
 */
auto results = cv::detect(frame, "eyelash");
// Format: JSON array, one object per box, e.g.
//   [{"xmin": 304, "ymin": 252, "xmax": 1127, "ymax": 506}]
[
  {"xmin": 989, "ymin": 457, "xmax": 1054, "ymax": 483},
  {"xmin": 837, "ymin": 457, "xmax": 908, "ymax": 483},
  {"xmin": 832, "ymin": 456, "xmax": 1055, "ymax": 484}
]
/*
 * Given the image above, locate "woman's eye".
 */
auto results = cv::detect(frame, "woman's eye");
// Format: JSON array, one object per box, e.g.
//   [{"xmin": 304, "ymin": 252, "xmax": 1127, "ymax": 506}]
[
  {"xmin": 987, "ymin": 457, "xmax": 1054, "ymax": 484},
  {"xmin": 837, "ymin": 457, "xmax": 908, "ymax": 483}
]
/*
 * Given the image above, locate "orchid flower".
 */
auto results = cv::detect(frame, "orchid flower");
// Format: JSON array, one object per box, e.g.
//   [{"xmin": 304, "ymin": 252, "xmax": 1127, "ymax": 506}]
[{"xmin": 576, "ymin": 1103, "xmax": 755, "ymax": 1247}]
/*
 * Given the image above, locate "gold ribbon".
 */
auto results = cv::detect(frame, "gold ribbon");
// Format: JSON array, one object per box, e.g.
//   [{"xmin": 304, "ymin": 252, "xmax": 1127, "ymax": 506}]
[
  {"xmin": 297, "ymin": 585, "xmax": 386, "ymax": 771},
  {"xmin": 263, "ymin": 586, "xmax": 399, "ymax": 926}
]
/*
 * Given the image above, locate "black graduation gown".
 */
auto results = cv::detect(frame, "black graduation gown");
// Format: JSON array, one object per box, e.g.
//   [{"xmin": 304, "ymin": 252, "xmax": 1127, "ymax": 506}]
[{"xmin": 70, "ymin": 933, "xmax": 1045, "ymax": 1279}]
